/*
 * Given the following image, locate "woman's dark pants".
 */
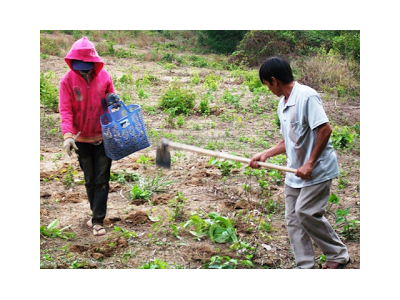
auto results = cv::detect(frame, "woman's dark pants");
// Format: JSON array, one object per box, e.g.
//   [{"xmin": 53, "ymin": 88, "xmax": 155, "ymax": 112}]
[{"xmin": 76, "ymin": 142, "xmax": 112, "ymax": 226}]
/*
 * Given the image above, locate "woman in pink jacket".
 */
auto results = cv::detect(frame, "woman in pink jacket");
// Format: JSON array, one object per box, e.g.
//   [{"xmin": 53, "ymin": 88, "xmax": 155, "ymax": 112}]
[{"xmin": 59, "ymin": 36, "xmax": 115, "ymax": 236}]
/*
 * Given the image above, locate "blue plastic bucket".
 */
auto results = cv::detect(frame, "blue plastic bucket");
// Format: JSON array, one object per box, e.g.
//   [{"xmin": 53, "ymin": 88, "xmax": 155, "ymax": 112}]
[{"xmin": 100, "ymin": 99, "xmax": 150, "ymax": 160}]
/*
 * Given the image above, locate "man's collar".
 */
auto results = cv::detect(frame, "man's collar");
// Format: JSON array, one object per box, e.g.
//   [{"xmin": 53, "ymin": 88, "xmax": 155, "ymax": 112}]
[{"xmin": 284, "ymin": 82, "xmax": 298, "ymax": 107}]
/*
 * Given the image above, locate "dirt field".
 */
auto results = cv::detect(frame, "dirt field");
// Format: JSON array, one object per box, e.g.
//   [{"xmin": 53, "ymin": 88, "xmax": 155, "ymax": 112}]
[{"xmin": 40, "ymin": 33, "xmax": 360, "ymax": 269}]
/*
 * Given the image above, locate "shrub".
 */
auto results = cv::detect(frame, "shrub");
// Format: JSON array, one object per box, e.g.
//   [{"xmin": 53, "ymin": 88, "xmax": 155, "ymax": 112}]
[
  {"xmin": 40, "ymin": 71, "xmax": 59, "ymax": 112},
  {"xmin": 293, "ymin": 50, "xmax": 360, "ymax": 98},
  {"xmin": 331, "ymin": 125, "xmax": 354, "ymax": 149},
  {"xmin": 332, "ymin": 31, "xmax": 360, "ymax": 63},
  {"xmin": 40, "ymin": 36, "xmax": 61, "ymax": 56},
  {"xmin": 159, "ymin": 82, "xmax": 196, "ymax": 115},
  {"xmin": 187, "ymin": 55, "xmax": 208, "ymax": 68},
  {"xmin": 203, "ymin": 72, "xmax": 220, "ymax": 91},
  {"xmin": 197, "ymin": 30, "xmax": 248, "ymax": 54}
]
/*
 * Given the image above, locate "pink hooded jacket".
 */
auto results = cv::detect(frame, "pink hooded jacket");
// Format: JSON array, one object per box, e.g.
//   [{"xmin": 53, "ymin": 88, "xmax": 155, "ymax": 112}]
[{"xmin": 59, "ymin": 36, "xmax": 115, "ymax": 143}]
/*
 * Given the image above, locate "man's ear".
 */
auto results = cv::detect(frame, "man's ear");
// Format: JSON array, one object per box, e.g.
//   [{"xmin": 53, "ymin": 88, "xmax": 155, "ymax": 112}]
[{"xmin": 270, "ymin": 76, "xmax": 277, "ymax": 86}]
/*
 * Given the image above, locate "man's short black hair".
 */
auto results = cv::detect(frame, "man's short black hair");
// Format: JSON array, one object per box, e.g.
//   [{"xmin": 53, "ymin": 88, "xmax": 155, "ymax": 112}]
[{"xmin": 259, "ymin": 57, "xmax": 294, "ymax": 85}]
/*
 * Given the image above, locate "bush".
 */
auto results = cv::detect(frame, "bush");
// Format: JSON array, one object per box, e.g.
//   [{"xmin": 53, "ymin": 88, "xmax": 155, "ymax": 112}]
[
  {"xmin": 332, "ymin": 31, "xmax": 360, "ymax": 63},
  {"xmin": 331, "ymin": 125, "xmax": 354, "ymax": 149},
  {"xmin": 292, "ymin": 50, "xmax": 360, "ymax": 98},
  {"xmin": 229, "ymin": 30, "xmax": 360, "ymax": 67},
  {"xmin": 40, "ymin": 71, "xmax": 59, "ymax": 112},
  {"xmin": 159, "ymin": 82, "xmax": 196, "ymax": 115},
  {"xmin": 197, "ymin": 30, "xmax": 248, "ymax": 54},
  {"xmin": 40, "ymin": 36, "xmax": 62, "ymax": 56}
]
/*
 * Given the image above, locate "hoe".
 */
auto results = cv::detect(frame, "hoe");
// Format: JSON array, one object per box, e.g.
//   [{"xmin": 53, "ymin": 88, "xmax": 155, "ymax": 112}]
[{"xmin": 156, "ymin": 138, "xmax": 296, "ymax": 173}]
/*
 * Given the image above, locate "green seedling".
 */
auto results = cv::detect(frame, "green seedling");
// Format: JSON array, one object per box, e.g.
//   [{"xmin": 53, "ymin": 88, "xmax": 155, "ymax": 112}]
[
  {"xmin": 130, "ymin": 185, "xmax": 151, "ymax": 201},
  {"xmin": 110, "ymin": 169, "xmax": 140, "ymax": 184},
  {"xmin": 337, "ymin": 169, "xmax": 349, "ymax": 191},
  {"xmin": 208, "ymin": 157, "xmax": 242, "ymax": 176},
  {"xmin": 168, "ymin": 192, "xmax": 187, "ymax": 220},
  {"xmin": 130, "ymin": 174, "xmax": 175, "ymax": 202},
  {"xmin": 62, "ymin": 165, "xmax": 78, "ymax": 187},
  {"xmin": 267, "ymin": 169, "xmax": 283, "ymax": 185},
  {"xmin": 204, "ymin": 255, "xmax": 239, "ymax": 269},
  {"xmin": 203, "ymin": 255, "xmax": 253, "ymax": 269},
  {"xmin": 318, "ymin": 254, "xmax": 327, "ymax": 265},
  {"xmin": 136, "ymin": 154, "xmax": 153, "ymax": 166},
  {"xmin": 191, "ymin": 72, "xmax": 200, "ymax": 85},
  {"xmin": 169, "ymin": 224, "xmax": 181, "ymax": 239},
  {"xmin": 70, "ymin": 260, "xmax": 87, "ymax": 269},
  {"xmin": 327, "ymin": 193, "xmax": 340, "ymax": 211},
  {"xmin": 137, "ymin": 87, "xmax": 150, "ymax": 99},
  {"xmin": 138, "ymin": 258, "xmax": 169, "ymax": 269},
  {"xmin": 331, "ymin": 125, "xmax": 354, "ymax": 149},
  {"xmin": 114, "ymin": 226, "xmax": 137, "ymax": 239},
  {"xmin": 203, "ymin": 72, "xmax": 220, "ymax": 91},
  {"xmin": 334, "ymin": 207, "xmax": 360, "ymax": 240},
  {"xmin": 258, "ymin": 219, "xmax": 273, "ymax": 233},
  {"xmin": 176, "ymin": 115, "xmax": 185, "ymax": 127},
  {"xmin": 200, "ymin": 98, "xmax": 210, "ymax": 115},
  {"xmin": 221, "ymin": 90, "xmax": 241, "ymax": 108},
  {"xmin": 184, "ymin": 212, "xmax": 238, "ymax": 243},
  {"xmin": 40, "ymin": 219, "xmax": 75, "ymax": 239}
]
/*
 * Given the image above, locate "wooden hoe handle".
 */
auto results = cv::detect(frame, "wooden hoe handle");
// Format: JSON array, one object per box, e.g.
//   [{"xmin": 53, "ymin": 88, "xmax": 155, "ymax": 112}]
[{"xmin": 163, "ymin": 139, "xmax": 297, "ymax": 173}]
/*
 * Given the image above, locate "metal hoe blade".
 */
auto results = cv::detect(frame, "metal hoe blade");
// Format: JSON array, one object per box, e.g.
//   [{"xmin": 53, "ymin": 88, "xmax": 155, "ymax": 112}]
[{"xmin": 156, "ymin": 139, "xmax": 171, "ymax": 169}]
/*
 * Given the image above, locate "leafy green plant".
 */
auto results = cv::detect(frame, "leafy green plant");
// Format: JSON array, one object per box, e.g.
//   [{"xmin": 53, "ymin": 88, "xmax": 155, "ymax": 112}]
[
  {"xmin": 176, "ymin": 115, "xmax": 185, "ymax": 128},
  {"xmin": 165, "ymin": 107, "xmax": 178, "ymax": 128},
  {"xmin": 113, "ymin": 226, "xmax": 137, "ymax": 239},
  {"xmin": 136, "ymin": 87, "xmax": 150, "ymax": 99},
  {"xmin": 40, "ymin": 36, "xmax": 62, "ymax": 56},
  {"xmin": 203, "ymin": 72, "xmax": 220, "ymax": 91},
  {"xmin": 159, "ymin": 82, "xmax": 196, "ymax": 115},
  {"xmin": 208, "ymin": 213, "xmax": 238, "ymax": 243},
  {"xmin": 130, "ymin": 185, "xmax": 151, "ymax": 201},
  {"xmin": 331, "ymin": 125, "xmax": 354, "ymax": 149},
  {"xmin": 136, "ymin": 154, "xmax": 153, "ymax": 166},
  {"xmin": 242, "ymin": 70, "xmax": 269, "ymax": 93},
  {"xmin": 164, "ymin": 63, "xmax": 178, "ymax": 70},
  {"xmin": 318, "ymin": 254, "xmax": 327, "ymax": 265},
  {"xmin": 63, "ymin": 165, "xmax": 78, "ymax": 187},
  {"xmin": 334, "ymin": 208, "xmax": 360, "ymax": 240},
  {"xmin": 191, "ymin": 72, "xmax": 201, "ymax": 84},
  {"xmin": 118, "ymin": 73, "xmax": 134, "ymax": 85},
  {"xmin": 204, "ymin": 255, "xmax": 239, "ymax": 269},
  {"xmin": 70, "ymin": 260, "xmax": 88, "ymax": 269},
  {"xmin": 110, "ymin": 169, "xmax": 140, "ymax": 184},
  {"xmin": 138, "ymin": 258, "xmax": 169, "ymax": 269},
  {"xmin": 168, "ymin": 192, "xmax": 187, "ymax": 220},
  {"xmin": 40, "ymin": 219, "xmax": 75, "ymax": 239},
  {"xmin": 258, "ymin": 218, "xmax": 273, "ymax": 233},
  {"xmin": 130, "ymin": 174, "xmax": 175, "ymax": 202},
  {"xmin": 327, "ymin": 192, "xmax": 340, "ymax": 211},
  {"xmin": 40, "ymin": 71, "xmax": 59, "ymax": 112},
  {"xmin": 267, "ymin": 169, "xmax": 283, "ymax": 185},
  {"xmin": 208, "ymin": 157, "xmax": 242, "ymax": 176},
  {"xmin": 199, "ymin": 98, "xmax": 210, "ymax": 115},
  {"xmin": 183, "ymin": 212, "xmax": 238, "ymax": 243},
  {"xmin": 183, "ymin": 214, "xmax": 208, "ymax": 240},
  {"xmin": 264, "ymin": 199, "xmax": 278, "ymax": 214},
  {"xmin": 337, "ymin": 169, "xmax": 349, "ymax": 191},
  {"xmin": 221, "ymin": 90, "xmax": 241, "ymax": 108},
  {"xmin": 187, "ymin": 54, "xmax": 209, "ymax": 68},
  {"xmin": 203, "ymin": 255, "xmax": 253, "ymax": 269}
]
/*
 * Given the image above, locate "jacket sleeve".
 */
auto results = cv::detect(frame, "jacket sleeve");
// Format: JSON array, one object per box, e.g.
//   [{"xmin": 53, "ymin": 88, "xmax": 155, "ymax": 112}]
[
  {"xmin": 106, "ymin": 73, "xmax": 115, "ymax": 95},
  {"xmin": 59, "ymin": 77, "xmax": 75, "ymax": 139}
]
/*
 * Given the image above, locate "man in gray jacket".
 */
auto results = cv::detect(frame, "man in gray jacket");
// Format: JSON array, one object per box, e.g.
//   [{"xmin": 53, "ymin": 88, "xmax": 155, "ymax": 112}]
[{"xmin": 248, "ymin": 57, "xmax": 350, "ymax": 269}]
